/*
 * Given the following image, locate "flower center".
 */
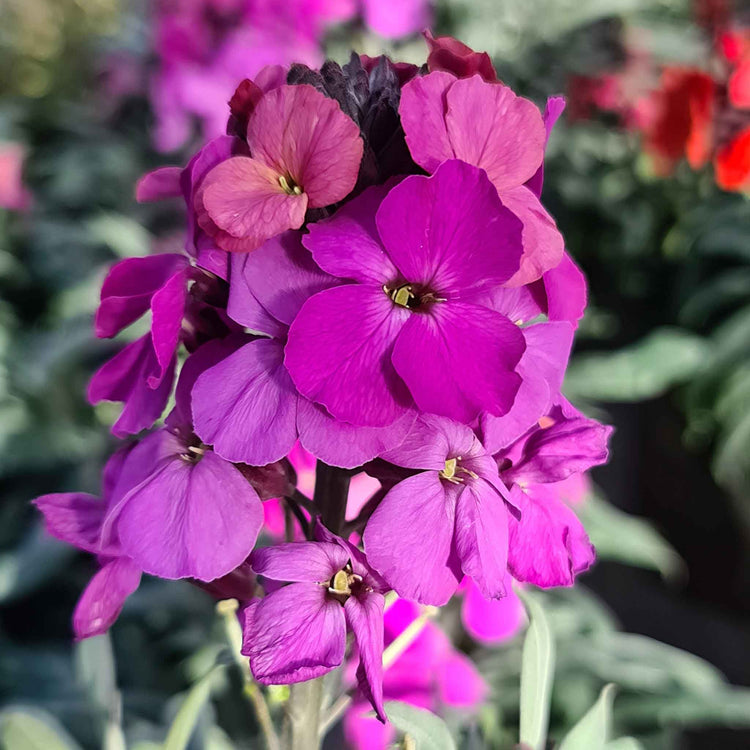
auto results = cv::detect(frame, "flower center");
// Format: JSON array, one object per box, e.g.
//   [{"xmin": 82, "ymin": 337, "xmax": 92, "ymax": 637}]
[
  {"xmin": 326, "ymin": 562, "xmax": 364, "ymax": 604},
  {"xmin": 383, "ymin": 282, "xmax": 445, "ymax": 310},
  {"xmin": 179, "ymin": 435, "xmax": 208, "ymax": 463},
  {"xmin": 439, "ymin": 457, "xmax": 478, "ymax": 485},
  {"xmin": 278, "ymin": 174, "xmax": 303, "ymax": 195}
]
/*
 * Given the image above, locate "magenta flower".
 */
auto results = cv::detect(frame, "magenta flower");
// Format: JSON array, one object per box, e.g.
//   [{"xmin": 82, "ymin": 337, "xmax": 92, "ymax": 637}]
[
  {"xmin": 496, "ymin": 399, "xmax": 611, "ymax": 587},
  {"xmin": 363, "ymin": 415, "xmax": 515, "ymax": 606},
  {"xmin": 191, "ymin": 231, "xmax": 414, "ymax": 467},
  {"xmin": 459, "ymin": 575, "xmax": 525, "ymax": 645},
  {"xmin": 197, "ymin": 84, "xmax": 363, "ymax": 253},
  {"xmin": 400, "ymin": 72, "xmax": 564, "ymax": 286},
  {"xmin": 0, "ymin": 142, "xmax": 32, "ymax": 211},
  {"xmin": 33, "ymin": 449, "xmax": 143, "ymax": 640},
  {"xmin": 285, "ymin": 160, "xmax": 526, "ymax": 427},
  {"xmin": 344, "ymin": 597, "xmax": 487, "ymax": 750},
  {"xmin": 242, "ymin": 522, "xmax": 388, "ymax": 720}
]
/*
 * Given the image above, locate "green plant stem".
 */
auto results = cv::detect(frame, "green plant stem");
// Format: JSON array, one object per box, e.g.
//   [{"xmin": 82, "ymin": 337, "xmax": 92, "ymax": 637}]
[{"xmin": 285, "ymin": 678, "xmax": 324, "ymax": 750}]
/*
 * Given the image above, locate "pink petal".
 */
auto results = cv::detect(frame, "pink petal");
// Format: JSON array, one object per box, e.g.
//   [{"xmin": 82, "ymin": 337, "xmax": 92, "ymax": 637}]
[
  {"xmin": 250, "ymin": 541, "xmax": 348, "ymax": 583},
  {"xmin": 344, "ymin": 707, "xmax": 394, "ymax": 750},
  {"xmin": 461, "ymin": 576, "xmax": 525, "ymax": 644},
  {"xmin": 117, "ymin": 449, "xmax": 263, "ymax": 581},
  {"xmin": 392, "ymin": 302, "xmax": 524, "ymax": 423},
  {"xmin": 135, "ymin": 166, "xmax": 182, "ymax": 202},
  {"xmin": 362, "ymin": 0, "xmax": 430, "ymax": 38},
  {"xmin": 346, "ymin": 593, "xmax": 386, "ymax": 723},
  {"xmin": 538, "ymin": 252, "xmax": 587, "ymax": 328},
  {"xmin": 376, "ymin": 160, "xmax": 523, "ymax": 292},
  {"xmin": 400, "ymin": 71, "xmax": 456, "ymax": 173},
  {"xmin": 454, "ymin": 482, "xmax": 510, "ymax": 599},
  {"xmin": 285, "ymin": 284, "xmax": 412, "ymax": 427},
  {"xmin": 507, "ymin": 484, "xmax": 595, "ymax": 587},
  {"xmin": 247, "ymin": 84, "xmax": 363, "ymax": 207},
  {"xmin": 73, "ymin": 557, "xmax": 141, "ymax": 640},
  {"xmin": 303, "ymin": 183, "xmax": 397, "ymax": 283},
  {"xmin": 192, "ymin": 338, "xmax": 299, "ymax": 465},
  {"xmin": 526, "ymin": 96, "xmax": 566, "ymax": 198},
  {"xmin": 445, "ymin": 76, "xmax": 546, "ymax": 193},
  {"xmin": 241, "ymin": 584, "xmax": 346, "ymax": 684},
  {"xmin": 201, "ymin": 156, "xmax": 308, "ymax": 252},
  {"xmin": 364, "ymin": 471, "xmax": 462, "ymax": 606},
  {"xmin": 436, "ymin": 649, "xmax": 489, "ymax": 707},
  {"xmin": 33, "ymin": 493, "xmax": 105, "ymax": 554},
  {"xmin": 501, "ymin": 186, "xmax": 565, "ymax": 287}
]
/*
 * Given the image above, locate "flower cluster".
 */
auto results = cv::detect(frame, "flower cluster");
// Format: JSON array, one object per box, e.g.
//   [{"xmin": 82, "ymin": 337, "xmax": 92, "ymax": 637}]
[{"xmin": 34, "ymin": 33, "xmax": 610, "ymax": 725}]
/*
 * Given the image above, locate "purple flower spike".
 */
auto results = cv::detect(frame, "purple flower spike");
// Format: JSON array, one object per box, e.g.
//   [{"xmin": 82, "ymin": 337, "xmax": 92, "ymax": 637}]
[
  {"xmin": 243, "ymin": 523, "xmax": 388, "ymax": 721},
  {"xmin": 364, "ymin": 415, "xmax": 515, "ymax": 606},
  {"xmin": 286, "ymin": 160, "xmax": 526, "ymax": 427}
]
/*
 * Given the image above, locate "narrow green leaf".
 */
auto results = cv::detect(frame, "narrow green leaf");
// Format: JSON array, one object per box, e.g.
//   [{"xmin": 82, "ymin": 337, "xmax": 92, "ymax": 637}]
[
  {"xmin": 606, "ymin": 738, "xmax": 645, "ymax": 750},
  {"xmin": 559, "ymin": 683, "xmax": 616, "ymax": 750},
  {"xmin": 0, "ymin": 707, "xmax": 81, "ymax": 750},
  {"xmin": 163, "ymin": 667, "xmax": 222, "ymax": 750},
  {"xmin": 383, "ymin": 701, "xmax": 456, "ymax": 750},
  {"xmin": 518, "ymin": 591, "xmax": 555, "ymax": 750}
]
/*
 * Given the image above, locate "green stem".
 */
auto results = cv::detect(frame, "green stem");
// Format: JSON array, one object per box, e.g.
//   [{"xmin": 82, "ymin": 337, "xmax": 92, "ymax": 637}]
[{"xmin": 285, "ymin": 678, "xmax": 324, "ymax": 750}]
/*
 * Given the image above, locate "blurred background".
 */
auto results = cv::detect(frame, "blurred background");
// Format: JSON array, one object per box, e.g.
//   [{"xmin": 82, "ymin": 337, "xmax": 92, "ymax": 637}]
[{"xmin": 0, "ymin": 0, "xmax": 749, "ymax": 748}]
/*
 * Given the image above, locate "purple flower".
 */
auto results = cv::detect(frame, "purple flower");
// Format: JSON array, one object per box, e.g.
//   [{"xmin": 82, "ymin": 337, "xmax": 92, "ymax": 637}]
[
  {"xmin": 190, "ymin": 231, "xmax": 414, "ymax": 468},
  {"xmin": 496, "ymin": 399, "xmax": 612, "ymax": 587},
  {"xmin": 242, "ymin": 522, "xmax": 388, "ymax": 720},
  {"xmin": 459, "ymin": 575, "xmax": 525, "ymax": 645},
  {"xmin": 399, "ymin": 72, "xmax": 564, "ymax": 286},
  {"xmin": 285, "ymin": 160, "xmax": 526, "ymax": 427},
  {"xmin": 197, "ymin": 84, "xmax": 363, "ymax": 252},
  {"xmin": 33, "ymin": 449, "xmax": 143, "ymax": 640},
  {"xmin": 363, "ymin": 415, "xmax": 515, "ymax": 606}
]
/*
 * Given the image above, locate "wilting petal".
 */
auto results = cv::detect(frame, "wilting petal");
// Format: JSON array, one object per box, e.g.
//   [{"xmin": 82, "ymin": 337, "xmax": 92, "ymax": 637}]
[
  {"xmin": 297, "ymin": 399, "xmax": 414, "ymax": 470},
  {"xmin": 454, "ymin": 481, "xmax": 510, "ymax": 599},
  {"xmin": 33, "ymin": 493, "xmax": 105, "ymax": 554},
  {"xmin": 303, "ymin": 184, "xmax": 397, "ymax": 283},
  {"xmin": 230, "ymin": 231, "xmax": 334, "ymax": 328},
  {"xmin": 507, "ymin": 484, "xmax": 595, "ymax": 587},
  {"xmin": 393, "ymin": 302, "xmax": 524, "ymax": 424},
  {"xmin": 250, "ymin": 541, "xmax": 348, "ymax": 583},
  {"xmin": 364, "ymin": 471, "xmax": 462, "ymax": 606},
  {"xmin": 286, "ymin": 284, "xmax": 411, "ymax": 427},
  {"xmin": 117, "ymin": 450, "xmax": 262, "ymax": 581},
  {"xmin": 201, "ymin": 156, "xmax": 308, "ymax": 251},
  {"xmin": 136, "ymin": 166, "xmax": 182, "ymax": 202},
  {"xmin": 247, "ymin": 84, "xmax": 363, "ymax": 207},
  {"xmin": 445, "ymin": 76, "xmax": 545, "ymax": 193},
  {"xmin": 148, "ymin": 269, "xmax": 187, "ymax": 387},
  {"xmin": 241, "ymin": 584, "xmax": 346, "ymax": 683},
  {"xmin": 95, "ymin": 254, "xmax": 186, "ymax": 339},
  {"xmin": 399, "ymin": 71, "xmax": 455, "ymax": 174},
  {"xmin": 480, "ymin": 321, "xmax": 574, "ymax": 453},
  {"xmin": 346, "ymin": 593, "xmax": 386, "ymax": 722},
  {"xmin": 192, "ymin": 338, "xmax": 298, "ymax": 465},
  {"xmin": 73, "ymin": 557, "xmax": 141, "ymax": 640},
  {"xmin": 376, "ymin": 161, "xmax": 523, "ymax": 292},
  {"xmin": 462, "ymin": 576, "xmax": 525, "ymax": 644},
  {"xmin": 501, "ymin": 186, "xmax": 564, "ymax": 287},
  {"xmin": 526, "ymin": 96, "xmax": 566, "ymax": 198},
  {"xmin": 88, "ymin": 335, "xmax": 175, "ymax": 438}
]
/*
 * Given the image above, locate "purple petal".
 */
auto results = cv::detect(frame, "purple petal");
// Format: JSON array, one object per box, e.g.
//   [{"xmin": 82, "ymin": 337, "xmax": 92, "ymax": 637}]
[
  {"xmin": 88, "ymin": 335, "xmax": 175, "ymax": 438},
  {"xmin": 303, "ymin": 183, "xmax": 397, "ymax": 283},
  {"xmin": 148, "ymin": 269, "xmax": 188, "ymax": 387},
  {"xmin": 116, "ymin": 450, "xmax": 262, "ymax": 581},
  {"xmin": 538, "ymin": 252, "xmax": 587, "ymax": 328},
  {"xmin": 33, "ymin": 493, "xmax": 105, "ymax": 554},
  {"xmin": 346, "ymin": 593, "xmax": 386, "ymax": 723},
  {"xmin": 286, "ymin": 284, "xmax": 412, "ymax": 427},
  {"xmin": 73, "ymin": 557, "xmax": 141, "ymax": 640},
  {"xmin": 250, "ymin": 541, "xmax": 348, "ymax": 583},
  {"xmin": 192, "ymin": 338, "xmax": 298, "ymax": 465},
  {"xmin": 461, "ymin": 576, "xmax": 525, "ymax": 644},
  {"xmin": 95, "ymin": 254, "xmax": 186, "ymax": 339},
  {"xmin": 135, "ymin": 166, "xmax": 182, "ymax": 202},
  {"xmin": 229, "ymin": 230, "xmax": 334, "ymax": 328},
  {"xmin": 241, "ymin": 584, "xmax": 346, "ymax": 684},
  {"xmin": 454, "ymin": 481, "xmax": 510, "ymax": 599},
  {"xmin": 363, "ymin": 0, "xmax": 430, "ymax": 38},
  {"xmin": 436, "ymin": 649, "xmax": 489, "ymax": 707},
  {"xmin": 507, "ymin": 484, "xmax": 595, "ymax": 587},
  {"xmin": 376, "ymin": 161, "xmax": 523, "ymax": 292},
  {"xmin": 526, "ymin": 96, "xmax": 566, "ymax": 198},
  {"xmin": 297, "ymin": 399, "xmax": 415, "ymax": 470},
  {"xmin": 392, "ymin": 302, "xmax": 524, "ymax": 423},
  {"xmin": 364, "ymin": 471, "xmax": 462, "ymax": 606}
]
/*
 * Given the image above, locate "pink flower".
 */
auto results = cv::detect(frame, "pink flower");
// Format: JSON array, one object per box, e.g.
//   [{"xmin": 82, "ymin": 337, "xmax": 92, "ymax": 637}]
[
  {"xmin": 0, "ymin": 142, "xmax": 31, "ymax": 212},
  {"xmin": 197, "ymin": 84, "xmax": 363, "ymax": 252}
]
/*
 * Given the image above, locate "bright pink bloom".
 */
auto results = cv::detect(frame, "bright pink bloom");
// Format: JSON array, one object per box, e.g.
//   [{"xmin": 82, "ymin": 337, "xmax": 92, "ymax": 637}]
[
  {"xmin": 0, "ymin": 142, "xmax": 31, "ymax": 211},
  {"xmin": 400, "ymin": 72, "xmax": 564, "ymax": 286},
  {"xmin": 460, "ymin": 576, "xmax": 525, "ymax": 645},
  {"xmin": 198, "ymin": 84, "xmax": 363, "ymax": 252}
]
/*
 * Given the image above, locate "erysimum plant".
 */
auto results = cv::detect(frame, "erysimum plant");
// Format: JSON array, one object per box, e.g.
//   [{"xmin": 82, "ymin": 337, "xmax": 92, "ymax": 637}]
[{"xmin": 32, "ymin": 33, "xmax": 611, "ymax": 749}]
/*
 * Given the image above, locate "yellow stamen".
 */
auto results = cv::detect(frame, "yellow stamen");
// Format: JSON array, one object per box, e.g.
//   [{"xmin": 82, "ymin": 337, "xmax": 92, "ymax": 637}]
[
  {"xmin": 440, "ymin": 457, "xmax": 459, "ymax": 483},
  {"xmin": 330, "ymin": 569, "xmax": 352, "ymax": 595},
  {"xmin": 278, "ymin": 175, "xmax": 303, "ymax": 195},
  {"xmin": 383, "ymin": 283, "xmax": 415, "ymax": 308}
]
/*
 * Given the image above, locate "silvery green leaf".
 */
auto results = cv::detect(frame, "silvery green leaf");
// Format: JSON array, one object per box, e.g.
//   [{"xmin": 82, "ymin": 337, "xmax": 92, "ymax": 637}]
[{"xmin": 383, "ymin": 701, "xmax": 456, "ymax": 750}]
